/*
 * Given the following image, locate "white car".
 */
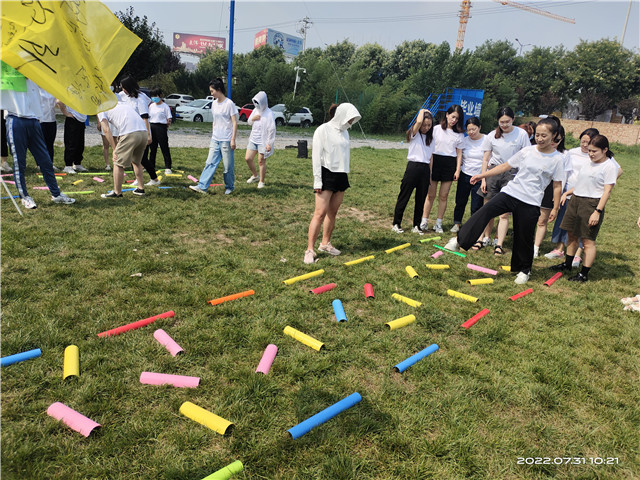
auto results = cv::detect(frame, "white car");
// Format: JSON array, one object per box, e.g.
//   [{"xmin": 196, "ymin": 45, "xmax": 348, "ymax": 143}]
[
  {"xmin": 163, "ymin": 93, "xmax": 195, "ymax": 109},
  {"xmin": 271, "ymin": 104, "xmax": 313, "ymax": 127},
  {"xmin": 176, "ymin": 100, "xmax": 213, "ymax": 122}
]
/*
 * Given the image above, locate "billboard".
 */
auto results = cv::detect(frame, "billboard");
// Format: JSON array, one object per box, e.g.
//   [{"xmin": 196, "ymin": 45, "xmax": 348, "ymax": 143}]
[
  {"xmin": 254, "ymin": 28, "xmax": 303, "ymax": 58},
  {"xmin": 173, "ymin": 33, "xmax": 225, "ymax": 55}
]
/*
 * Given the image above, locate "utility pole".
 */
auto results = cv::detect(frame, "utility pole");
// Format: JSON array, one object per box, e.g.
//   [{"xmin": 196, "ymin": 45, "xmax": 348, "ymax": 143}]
[
  {"xmin": 227, "ymin": 0, "xmax": 235, "ymax": 98},
  {"xmin": 620, "ymin": 0, "xmax": 632, "ymax": 45},
  {"xmin": 293, "ymin": 66, "xmax": 306, "ymax": 100},
  {"xmin": 297, "ymin": 16, "xmax": 313, "ymax": 53}
]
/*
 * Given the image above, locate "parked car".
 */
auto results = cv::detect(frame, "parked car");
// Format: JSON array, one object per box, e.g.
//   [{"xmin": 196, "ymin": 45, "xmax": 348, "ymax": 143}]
[
  {"xmin": 164, "ymin": 93, "xmax": 196, "ymax": 110},
  {"xmin": 238, "ymin": 104, "xmax": 255, "ymax": 122},
  {"xmin": 271, "ymin": 104, "xmax": 313, "ymax": 127},
  {"xmin": 176, "ymin": 99, "xmax": 213, "ymax": 122}
]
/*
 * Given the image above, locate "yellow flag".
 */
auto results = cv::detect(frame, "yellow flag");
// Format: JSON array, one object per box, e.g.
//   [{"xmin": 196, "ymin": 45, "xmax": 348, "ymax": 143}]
[{"xmin": 1, "ymin": 1, "xmax": 141, "ymax": 114}]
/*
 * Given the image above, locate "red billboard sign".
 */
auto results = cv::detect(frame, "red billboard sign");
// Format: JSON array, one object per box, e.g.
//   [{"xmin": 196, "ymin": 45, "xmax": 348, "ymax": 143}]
[{"xmin": 173, "ymin": 33, "xmax": 226, "ymax": 54}]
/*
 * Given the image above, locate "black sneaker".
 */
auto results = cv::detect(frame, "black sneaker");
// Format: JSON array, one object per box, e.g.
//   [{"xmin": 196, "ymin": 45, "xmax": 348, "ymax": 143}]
[
  {"xmin": 549, "ymin": 262, "xmax": 571, "ymax": 272},
  {"xmin": 568, "ymin": 272, "xmax": 588, "ymax": 282},
  {"xmin": 101, "ymin": 191, "xmax": 123, "ymax": 198},
  {"xmin": 132, "ymin": 188, "xmax": 146, "ymax": 196}
]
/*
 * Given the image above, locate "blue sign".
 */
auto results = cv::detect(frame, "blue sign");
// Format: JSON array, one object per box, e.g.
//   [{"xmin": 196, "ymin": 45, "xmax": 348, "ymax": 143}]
[{"xmin": 266, "ymin": 29, "xmax": 303, "ymax": 57}]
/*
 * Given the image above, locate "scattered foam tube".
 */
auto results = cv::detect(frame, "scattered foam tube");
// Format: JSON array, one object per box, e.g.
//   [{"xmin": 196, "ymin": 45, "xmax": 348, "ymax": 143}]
[
  {"xmin": 426, "ymin": 264, "xmax": 449, "ymax": 270},
  {"xmin": 467, "ymin": 278, "xmax": 494, "ymax": 285},
  {"xmin": 433, "ymin": 244, "xmax": 466, "ymax": 257},
  {"xmin": 461, "ymin": 308, "xmax": 490, "ymax": 329},
  {"xmin": 32, "ymin": 186, "xmax": 49, "ymax": 190},
  {"xmin": 188, "ymin": 175, "xmax": 199, "ymax": 182},
  {"xmin": 310, "ymin": 283, "xmax": 337, "ymax": 294},
  {"xmin": 545, "ymin": 272, "xmax": 563, "ymax": 286},
  {"xmin": 63, "ymin": 191, "xmax": 94, "ymax": 195},
  {"xmin": 283, "ymin": 326, "xmax": 324, "ymax": 351},
  {"xmin": 208, "ymin": 289, "xmax": 255, "ymax": 306},
  {"xmin": 179, "ymin": 401, "xmax": 233, "ymax": 435},
  {"xmin": 343, "ymin": 255, "xmax": 374, "ymax": 266},
  {"xmin": 72, "ymin": 179, "xmax": 83, "ymax": 185},
  {"xmin": 510, "ymin": 288, "xmax": 533, "ymax": 301},
  {"xmin": 405, "ymin": 266, "xmax": 419, "ymax": 278},
  {"xmin": 46, "ymin": 402, "xmax": 101, "ymax": 437},
  {"xmin": 430, "ymin": 250, "xmax": 444, "ymax": 259},
  {"xmin": 287, "ymin": 392, "xmax": 362, "ymax": 439},
  {"xmin": 97, "ymin": 311, "xmax": 175, "ymax": 337},
  {"xmin": 153, "ymin": 329, "xmax": 184, "ymax": 356},
  {"xmin": 63, "ymin": 345, "xmax": 79, "ymax": 379},
  {"xmin": 392, "ymin": 293, "xmax": 422, "ymax": 308},
  {"xmin": 364, "ymin": 283, "xmax": 374, "ymax": 298},
  {"xmin": 447, "ymin": 289, "xmax": 478, "ymax": 303},
  {"xmin": 385, "ymin": 243, "xmax": 411, "ymax": 254},
  {"xmin": 92, "ymin": 176, "xmax": 105, "ymax": 183},
  {"xmin": 467, "ymin": 263, "xmax": 498, "ymax": 275},
  {"xmin": 394, "ymin": 344, "xmax": 439, "ymax": 373},
  {"xmin": 140, "ymin": 372, "xmax": 199, "ymax": 388},
  {"xmin": 419, "ymin": 236, "xmax": 441, "ymax": 243},
  {"xmin": 332, "ymin": 299, "xmax": 347, "ymax": 322},
  {"xmin": 202, "ymin": 460, "xmax": 244, "ymax": 480},
  {"xmin": 255, "ymin": 344, "xmax": 277, "ymax": 374},
  {"xmin": 501, "ymin": 266, "xmax": 511, "ymax": 271},
  {"xmin": 1, "ymin": 348, "xmax": 42, "ymax": 367},
  {"xmin": 386, "ymin": 314, "xmax": 416, "ymax": 330},
  {"xmin": 283, "ymin": 269, "xmax": 324, "ymax": 285}
]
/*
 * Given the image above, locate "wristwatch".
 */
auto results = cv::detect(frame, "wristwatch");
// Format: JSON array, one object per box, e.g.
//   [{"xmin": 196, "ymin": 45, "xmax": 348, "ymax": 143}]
[{"xmin": 595, "ymin": 208, "xmax": 603, "ymax": 214}]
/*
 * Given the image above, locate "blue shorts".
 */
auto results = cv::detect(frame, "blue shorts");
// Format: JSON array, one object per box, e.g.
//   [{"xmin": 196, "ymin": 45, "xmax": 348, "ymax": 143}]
[{"xmin": 247, "ymin": 141, "xmax": 266, "ymax": 154}]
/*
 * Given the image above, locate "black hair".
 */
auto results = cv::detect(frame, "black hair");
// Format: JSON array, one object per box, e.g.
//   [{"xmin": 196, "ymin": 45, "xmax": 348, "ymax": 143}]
[
  {"xmin": 209, "ymin": 77, "xmax": 226, "ymax": 96},
  {"xmin": 579, "ymin": 127, "xmax": 599, "ymax": 140},
  {"xmin": 328, "ymin": 103, "xmax": 339, "ymax": 120},
  {"xmin": 555, "ymin": 125, "xmax": 566, "ymax": 153},
  {"xmin": 465, "ymin": 116, "xmax": 481, "ymax": 128},
  {"xmin": 589, "ymin": 134, "xmax": 614, "ymax": 158},
  {"xmin": 150, "ymin": 87, "xmax": 163, "ymax": 98},
  {"xmin": 537, "ymin": 115, "xmax": 562, "ymax": 142},
  {"xmin": 407, "ymin": 110, "xmax": 434, "ymax": 145},
  {"xmin": 120, "ymin": 76, "xmax": 139, "ymax": 98},
  {"xmin": 494, "ymin": 106, "xmax": 515, "ymax": 139},
  {"xmin": 440, "ymin": 104, "xmax": 464, "ymax": 133}
]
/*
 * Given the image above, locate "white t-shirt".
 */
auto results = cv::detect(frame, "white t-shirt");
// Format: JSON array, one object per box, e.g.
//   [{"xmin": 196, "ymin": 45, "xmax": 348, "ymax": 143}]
[
  {"xmin": 117, "ymin": 92, "xmax": 149, "ymax": 117},
  {"xmin": 211, "ymin": 98, "xmax": 238, "ymax": 142},
  {"xmin": 460, "ymin": 135, "xmax": 485, "ymax": 176},
  {"xmin": 0, "ymin": 79, "xmax": 43, "ymax": 119},
  {"xmin": 573, "ymin": 159, "xmax": 617, "ymax": 198},
  {"xmin": 566, "ymin": 147, "xmax": 589, "ymax": 192},
  {"xmin": 482, "ymin": 127, "xmax": 530, "ymax": 167},
  {"xmin": 432, "ymin": 124, "xmax": 463, "ymax": 157},
  {"xmin": 407, "ymin": 131, "xmax": 434, "ymax": 164},
  {"xmin": 502, "ymin": 146, "xmax": 565, "ymax": 206},
  {"xmin": 39, "ymin": 90, "xmax": 57, "ymax": 123},
  {"xmin": 97, "ymin": 102, "xmax": 147, "ymax": 137},
  {"xmin": 66, "ymin": 106, "xmax": 87, "ymax": 123},
  {"xmin": 149, "ymin": 102, "xmax": 172, "ymax": 124}
]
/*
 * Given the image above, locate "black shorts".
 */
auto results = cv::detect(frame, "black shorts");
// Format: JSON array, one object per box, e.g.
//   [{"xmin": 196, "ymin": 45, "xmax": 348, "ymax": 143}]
[
  {"xmin": 321, "ymin": 166, "xmax": 350, "ymax": 192},
  {"xmin": 561, "ymin": 195, "xmax": 605, "ymax": 241},
  {"xmin": 430, "ymin": 154, "xmax": 457, "ymax": 182},
  {"xmin": 540, "ymin": 182, "xmax": 554, "ymax": 209}
]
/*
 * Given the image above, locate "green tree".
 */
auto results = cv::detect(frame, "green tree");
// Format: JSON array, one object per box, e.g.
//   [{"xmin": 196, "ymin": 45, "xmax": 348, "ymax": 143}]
[
  {"xmin": 516, "ymin": 46, "xmax": 567, "ymax": 115},
  {"xmin": 321, "ymin": 40, "xmax": 357, "ymax": 71}
]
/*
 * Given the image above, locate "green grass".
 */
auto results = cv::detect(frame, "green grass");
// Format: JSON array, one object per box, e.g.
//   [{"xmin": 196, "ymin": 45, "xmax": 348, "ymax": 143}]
[{"xmin": 1, "ymin": 143, "xmax": 639, "ymax": 479}]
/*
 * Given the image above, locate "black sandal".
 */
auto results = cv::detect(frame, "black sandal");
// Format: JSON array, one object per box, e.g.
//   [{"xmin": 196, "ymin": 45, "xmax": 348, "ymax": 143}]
[
  {"xmin": 494, "ymin": 245, "xmax": 505, "ymax": 255},
  {"xmin": 471, "ymin": 241, "xmax": 484, "ymax": 251}
]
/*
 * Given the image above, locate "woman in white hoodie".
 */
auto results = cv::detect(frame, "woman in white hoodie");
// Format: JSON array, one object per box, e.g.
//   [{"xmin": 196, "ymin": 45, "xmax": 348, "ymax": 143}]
[
  {"xmin": 304, "ymin": 103, "xmax": 361, "ymax": 264},
  {"xmin": 245, "ymin": 91, "xmax": 276, "ymax": 189}
]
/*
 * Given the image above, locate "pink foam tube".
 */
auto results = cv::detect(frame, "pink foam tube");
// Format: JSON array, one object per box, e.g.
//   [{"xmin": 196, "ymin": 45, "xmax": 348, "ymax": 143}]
[
  {"xmin": 256, "ymin": 344, "xmax": 278, "ymax": 374},
  {"xmin": 467, "ymin": 263, "xmax": 498, "ymax": 276},
  {"xmin": 97, "ymin": 311, "xmax": 175, "ymax": 337},
  {"xmin": 188, "ymin": 175, "xmax": 199, "ymax": 182},
  {"xmin": 140, "ymin": 372, "xmax": 200, "ymax": 388},
  {"xmin": 310, "ymin": 283, "xmax": 337, "ymax": 295},
  {"xmin": 46, "ymin": 402, "xmax": 101, "ymax": 437},
  {"xmin": 153, "ymin": 329, "xmax": 184, "ymax": 356},
  {"xmin": 461, "ymin": 308, "xmax": 490, "ymax": 329},
  {"xmin": 430, "ymin": 250, "xmax": 444, "ymax": 259},
  {"xmin": 364, "ymin": 283, "xmax": 374, "ymax": 298},
  {"xmin": 510, "ymin": 288, "xmax": 533, "ymax": 301},
  {"xmin": 544, "ymin": 272, "xmax": 563, "ymax": 286},
  {"xmin": 92, "ymin": 176, "xmax": 105, "ymax": 182}
]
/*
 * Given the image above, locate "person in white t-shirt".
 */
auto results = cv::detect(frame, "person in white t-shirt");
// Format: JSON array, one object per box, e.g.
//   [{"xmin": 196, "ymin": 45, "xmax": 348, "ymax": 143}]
[
  {"xmin": 147, "ymin": 87, "xmax": 173, "ymax": 176},
  {"xmin": 392, "ymin": 109, "xmax": 434, "ymax": 234},
  {"xmin": 39, "ymin": 90, "xmax": 59, "ymax": 171},
  {"xmin": 190, "ymin": 78, "xmax": 238, "ymax": 195},
  {"xmin": 550, "ymin": 135, "xmax": 617, "ymax": 282},
  {"xmin": 244, "ymin": 90, "xmax": 276, "ymax": 189},
  {"xmin": 57, "ymin": 101, "xmax": 87, "ymax": 174}
]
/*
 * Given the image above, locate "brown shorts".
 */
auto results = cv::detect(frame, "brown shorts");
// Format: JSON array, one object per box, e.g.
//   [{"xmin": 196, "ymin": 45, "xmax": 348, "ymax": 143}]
[
  {"xmin": 114, "ymin": 131, "xmax": 147, "ymax": 168},
  {"xmin": 560, "ymin": 195, "xmax": 604, "ymax": 241},
  {"xmin": 477, "ymin": 165, "xmax": 517, "ymax": 200}
]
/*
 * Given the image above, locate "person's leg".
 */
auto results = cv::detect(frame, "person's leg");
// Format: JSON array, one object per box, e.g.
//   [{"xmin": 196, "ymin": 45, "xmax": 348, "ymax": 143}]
[
  {"xmin": 149, "ymin": 124, "xmax": 160, "ymax": 173},
  {"xmin": 258, "ymin": 153, "xmax": 266, "ymax": 183},
  {"xmin": 582, "ymin": 239, "xmax": 596, "ymax": 268},
  {"xmin": 470, "ymin": 182, "xmax": 483, "ymax": 215},
  {"xmin": 5, "ymin": 116, "xmax": 29, "ymax": 197},
  {"xmin": 510, "ymin": 201, "xmax": 540, "ymax": 274},
  {"xmin": 245, "ymin": 149, "xmax": 258, "ymax": 177},
  {"xmin": 140, "ymin": 145, "xmax": 157, "ymax": 180},
  {"xmin": 197, "ymin": 139, "xmax": 222, "ymax": 191},
  {"xmin": 321, "ymin": 191, "xmax": 345, "ymax": 246},
  {"xmin": 101, "ymin": 135, "xmax": 111, "ymax": 168},
  {"xmin": 157, "ymin": 125, "xmax": 172, "ymax": 170},
  {"xmin": 63, "ymin": 117, "xmax": 74, "ymax": 167},
  {"xmin": 393, "ymin": 163, "xmax": 416, "ymax": 227},
  {"xmin": 221, "ymin": 141, "xmax": 235, "ymax": 191},
  {"xmin": 308, "ymin": 190, "xmax": 333, "ymax": 251},
  {"xmin": 565, "ymin": 233, "xmax": 579, "ymax": 256},
  {"xmin": 480, "ymin": 198, "xmax": 495, "ymax": 244},
  {"xmin": 27, "ymin": 119, "xmax": 61, "ymax": 197},
  {"xmin": 40, "ymin": 121, "xmax": 57, "ymax": 165},
  {"xmin": 112, "ymin": 165, "xmax": 125, "ymax": 194},
  {"xmin": 496, "ymin": 214, "xmax": 510, "ymax": 248},
  {"xmin": 422, "ymin": 181, "xmax": 438, "ymax": 225},
  {"xmin": 132, "ymin": 162, "xmax": 145, "ymax": 188},
  {"xmin": 534, "ymin": 208, "xmax": 551, "ymax": 255},
  {"xmin": 453, "ymin": 173, "xmax": 472, "ymax": 225},
  {"xmin": 73, "ymin": 120, "xmax": 85, "ymax": 166},
  {"xmin": 413, "ymin": 165, "xmax": 429, "ymax": 228},
  {"xmin": 458, "ymin": 193, "xmax": 512, "ymax": 250},
  {"xmin": 435, "ymin": 180, "xmax": 453, "ymax": 224}
]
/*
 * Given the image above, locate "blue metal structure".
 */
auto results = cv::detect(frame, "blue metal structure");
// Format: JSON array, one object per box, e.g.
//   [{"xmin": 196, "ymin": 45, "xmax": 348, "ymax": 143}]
[
  {"xmin": 409, "ymin": 88, "xmax": 484, "ymax": 129},
  {"xmin": 227, "ymin": 0, "xmax": 235, "ymax": 98}
]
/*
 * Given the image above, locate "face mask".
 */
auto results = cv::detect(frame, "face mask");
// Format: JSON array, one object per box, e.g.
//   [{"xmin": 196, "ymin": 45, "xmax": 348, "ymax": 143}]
[{"xmin": 151, "ymin": 97, "xmax": 160, "ymax": 103}]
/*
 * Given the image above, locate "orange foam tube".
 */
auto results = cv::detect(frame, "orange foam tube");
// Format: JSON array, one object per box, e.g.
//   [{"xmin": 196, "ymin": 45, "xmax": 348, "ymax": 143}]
[
  {"xmin": 98, "ymin": 311, "xmax": 175, "ymax": 337},
  {"xmin": 208, "ymin": 290, "xmax": 255, "ymax": 306}
]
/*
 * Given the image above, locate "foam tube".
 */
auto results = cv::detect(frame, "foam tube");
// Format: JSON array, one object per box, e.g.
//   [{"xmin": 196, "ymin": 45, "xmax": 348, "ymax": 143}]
[
  {"xmin": 140, "ymin": 372, "xmax": 200, "ymax": 388},
  {"xmin": 385, "ymin": 243, "xmax": 411, "ymax": 254},
  {"xmin": 467, "ymin": 278, "xmax": 494, "ymax": 285},
  {"xmin": 467, "ymin": 263, "xmax": 498, "ymax": 275},
  {"xmin": 283, "ymin": 326, "xmax": 324, "ymax": 351},
  {"xmin": 202, "ymin": 461, "xmax": 244, "ymax": 480},
  {"xmin": 310, "ymin": 283, "xmax": 337, "ymax": 294},
  {"xmin": 544, "ymin": 272, "xmax": 563, "ymax": 286},
  {"xmin": 461, "ymin": 308, "xmax": 490, "ymax": 329},
  {"xmin": 72, "ymin": 179, "xmax": 83, "ymax": 185},
  {"xmin": 256, "ymin": 344, "xmax": 278, "ymax": 374},
  {"xmin": 386, "ymin": 314, "xmax": 416, "ymax": 330},
  {"xmin": 394, "ymin": 344, "xmax": 439, "ymax": 373},
  {"xmin": 433, "ymin": 244, "xmax": 467, "ymax": 257},
  {"xmin": 283, "ymin": 269, "xmax": 324, "ymax": 285},
  {"xmin": 188, "ymin": 175, "xmax": 199, "ymax": 182},
  {"xmin": 405, "ymin": 266, "xmax": 419, "ymax": 278},
  {"xmin": 392, "ymin": 293, "xmax": 422, "ymax": 308},
  {"xmin": 97, "ymin": 311, "xmax": 175, "ymax": 337},
  {"xmin": 430, "ymin": 250, "xmax": 444, "ymax": 259},
  {"xmin": 501, "ymin": 266, "xmax": 511, "ymax": 271},
  {"xmin": 208, "ymin": 290, "xmax": 255, "ymax": 306},
  {"xmin": 1, "ymin": 348, "xmax": 42, "ymax": 367},
  {"xmin": 63, "ymin": 345, "xmax": 79, "ymax": 379},
  {"xmin": 63, "ymin": 190, "xmax": 94, "ymax": 195},
  {"xmin": 510, "ymin": 288, "xmax": 533, "ymax": 301},
  {"xmin": 153, "ymin": 329, "xmax": 184, "ymax": 356},
  {"xmin": 179, "ymin": 401, "xmax": 233, "ymax": 435},
  {"xmin": 92, "ymin": 176, "xmax": 105, "ymax": 182},
  {"xmin": 332, "ymin": 299, "xmax": 347, "ymax": 322},
  {"xmin": 425, "ymin": 264, "xmax": 450, "ymax": 270},
  {"xmin": 447, "ymin": 289, "xmax": 478, "ymax": 303},
  {"xmin": 46, "ymin": 402, "xmax": 101, "ymax": 437},
  {"xmin": 419, "ymin": 236, "xmax": 441, "ymax": 243},
  {"xmin": 343, "ymin": 255, "xmax": 374, "ymax": 266},
  {"xmin": 287, "ymin": 392, "xmax": 362, "ymax": 439},
  {"xmin": 364, "ymin": 283, "xmax": 374, "ymax": 298}
]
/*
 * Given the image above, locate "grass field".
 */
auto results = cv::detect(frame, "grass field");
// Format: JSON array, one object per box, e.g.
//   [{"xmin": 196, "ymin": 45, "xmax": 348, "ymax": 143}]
[{"xmin": 1, "ymin": 138, "xmax": 639, "ymax": 480}]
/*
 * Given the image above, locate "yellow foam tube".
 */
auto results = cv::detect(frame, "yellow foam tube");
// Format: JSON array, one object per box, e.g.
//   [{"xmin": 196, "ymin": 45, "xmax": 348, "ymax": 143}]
[
  {"xmin": 405, "ymin": 266, "xmax": 419, "ymax": 278},
  {"xmin": 63, "ymin": 345, "xmax": 79, "ymax": 379},
  {"xmin": 283, "ymin": 326, "xmax": 324, "ymax": 351},
  {"xmin": 72, "ymin": 179, "xmax": 83, "ymax": 185},
  {"xmin": 179, "ymin": 401, "xmax": 233, "ymax": 435},
  {"xmin": 385, "ymin": 243, "xmax": 411, "ymax": 254},
  {"xmin": 447, "ymin": 289, "xmax": 478, "ymax": 303},
  {"xmin": 425, "ymin": 264, "xmax": 450, "ymax": 270},
  {"xmin": 343, "ymin": 255, "xmax": 374, "ymax": 266},
  {"xmin": 386, "ymin": 314, "xmax": 416, "ymax": 330},
  {"xmin": 392, "ymin": 293, "xmax": 422, "ymax": 308},
  {"xmin": 467, "ymin": 278, "xmax": 494, "ymax": 285},
  {"xmin": 283, "ymin": 269, "xmax": 324, "ymax": 285},
  {"xmin": 501, "ymin": 266, "xmax": 511, "ymax": 271}
]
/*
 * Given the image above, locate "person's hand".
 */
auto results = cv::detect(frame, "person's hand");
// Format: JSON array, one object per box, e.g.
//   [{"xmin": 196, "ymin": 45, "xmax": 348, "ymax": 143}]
[
  {"xmin": 453, "ymin": 169, "xmax": 460, "ymax": 181},
  {"xmin": 112, "ymin": 151, "xmax": 118, "ymax": 162},
  {"xmin": 560, "ymin": 192, "xmax": 568, "ymax": 206},
  {"xmin": 147, "ymin": 135, "xmax": 152, "ymax": 145},
  {"xmin": 549, "ymin": 208, "xmax": 558, "ymax": 222},
  {"xmin": 253, "ymin": 114, "xmax": 261, "ymax": 121},
  {"xmin": 266, "ymin": 144, "xmax": 271, "ymax": 152},
  {"xmin": 480, "ymin": 178, "xmax": 487, "ymax": 194},
  {"xmin": 470, "ymin": 175, "xmax": 481, "ymax": 185},
  {"xmin": 314, "ymin": 188, "xmax": 322, "ymax": 194},
  {"xmin": 589, "ymin": 211, "xmax": 600, "ymax": 226},
  {"xmin": 230, "ymin": 140, "xmax": 237, "ymax": 150}
]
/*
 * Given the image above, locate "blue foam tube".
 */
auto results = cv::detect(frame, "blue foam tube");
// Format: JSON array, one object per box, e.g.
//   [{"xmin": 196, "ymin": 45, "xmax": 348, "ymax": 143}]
[
  {"xmin": 394, "ymin": 344, "xmax": 439, "ymax": 373},
  {"xmin": 332, "ymin": 299, "xmax": 347, "ymax": 322},
  {"xmin": 288, "ymin": 392, "xmax": 362, "ymax": 439},
  {"xmin": 1, "ymin": 348, "xmax": 42, "ymax": 367}
]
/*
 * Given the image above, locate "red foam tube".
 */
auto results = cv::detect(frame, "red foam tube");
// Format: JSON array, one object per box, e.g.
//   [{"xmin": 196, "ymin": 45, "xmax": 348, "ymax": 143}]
[
  {"xmin": 461, "ymin": 308, "xmax": 489, "ymax": 329},
  {"xmin": 544, "ymin": 272, "xmax": 562, "ymax": 286},
  {"xmin": 98, "ymin": 311, "xmax": 175, "ymax": 337},
  {"xmin": 510, "ymin": 288, "xmax": 533, "ymax": 301},
  {"xmin": 310, "ymin": 283, "xmax": 337, "ymax": 294},
  {"xmin": 364, "ymin": 283, "xmax": 374, "ymax": 298}
]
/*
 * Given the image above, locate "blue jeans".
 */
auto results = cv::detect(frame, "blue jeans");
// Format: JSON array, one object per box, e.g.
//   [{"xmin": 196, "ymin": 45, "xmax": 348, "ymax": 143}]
[
  {"xmin": 551, "ymin": 200, "xmax": 569, "ymax": 245},
  {"xmin": 6, "ymin": 115, "xmax": 60, "ymax": 198},
  {"xmin": 197, "ymin": 138, "xmax": 234, "ymax": 191},
  {"xmin": 453, "ymin": 172, "xmax": 483, "ymax": 224}
]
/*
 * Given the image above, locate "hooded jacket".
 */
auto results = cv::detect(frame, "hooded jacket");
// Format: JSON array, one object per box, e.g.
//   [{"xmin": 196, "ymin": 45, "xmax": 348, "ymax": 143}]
[
  {"xmin": 248, "ymin": 91, "xmax": 276, "ymax": 158},
  {"xmin": 311, "ymin": 103, "xmax": 361, "ymax": 190}
]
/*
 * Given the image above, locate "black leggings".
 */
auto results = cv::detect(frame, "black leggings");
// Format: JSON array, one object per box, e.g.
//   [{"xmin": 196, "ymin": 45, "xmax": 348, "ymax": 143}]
[
  {"xmin": 393, "ymin": 161, "xmax": 430, "ymax": 228},
  {"xmin": 149, "ymin": 123, "xmax": 172, "ymax": 170}
]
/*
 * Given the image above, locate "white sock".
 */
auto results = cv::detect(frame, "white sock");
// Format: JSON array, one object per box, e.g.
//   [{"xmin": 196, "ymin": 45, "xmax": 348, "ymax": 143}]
[
  {"xmin": 435, "ymin": 218, "xmax": 442, "ymax": 226},
  {"xmin": 421, "ymin": 217, "xmax": 428, "ymax": 224}
]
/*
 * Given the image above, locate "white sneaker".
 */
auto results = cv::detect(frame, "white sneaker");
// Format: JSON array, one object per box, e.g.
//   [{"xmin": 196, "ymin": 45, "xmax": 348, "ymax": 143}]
[
  {"xmin": 444, "ymin": 237, "xmax": 459, "ymax": 251},
  {"xmin": 164, "ymin": 169, "xmax": 172, "ymax": 175},
  {"xmin": 433, "ymin": 224, "xmax": 443, "ymax": 234},
  {"xmin": 247, "ymin": 175, "xmax": 259, "ymax": 184},
  {"xmin": 318, "ymin": 242, "xmax": 341, "ymax": 256},
  {"xmin": 411, "ymin": 226, "xmax": 424, "ymax": 235},
  {"xmin": 544, "ymin": 249, "xmax": 565, "ymax": 259},
  {"xmin": 482, "ymin": 237, "xmax": 491, "ymax": 247},
  {"xmin": 492, "ymin": 238, "xmax": 499, "ymax": 246},
  {"xmin": 62, "ymin": 166, "xmax": 76, "ymax": 174},
  {"xmin": 225, "ymin": 189, "xmax": 233, "ymax": 195},
  {"xmin": 51, "ymin": 193, "xmax": 76, "ymax": 204},
  {"xmin": 145, "ymin": 178, "xmax": 161, "ymax": 186},
  {"xmin": 392, "ymin": 224, "xmax": 404, "ymax": 234},
  {"xmin": 105, "ymin": 165, "xmax": 112, "ymax": 171},
  {"xmin": 189, "ymin": 185, "xmax": 207, "ymax": 194},
  {"xmin": 419, "ymin": 221, "xmax": 428, "ymax": 231},
  {"xmin": 304, "ymin": 249, "xmax": 316, "ymax": 264},
  {"xmin": 572, "ymin": 256, "xmax": 581, "ymax": 268},
  {"xmin": 514, "ymin": 271, "xmax": 530, "ymax": 284},
  {"xmin": 131, "ymin": 179, "xmax": 139, "ymax": 187},
  {"xmin": 533, "ymin": 245, "xmax": 539, "ymax": 258},
  {"xmin": 450, "ymin": 224, "xmax": 460, "ymax": 233},
  {"xmin": 21, "ymin": 196, "xmax": 37, "ymax": 209},
  {"xmin": 73, "ymin": 164, "xmax": 88, "ymax": 172},
  {"xmin": 0, "ymin": 161, "xmax": 12, "ymax": 173},
  {"xmin": 257, "ymin": 182, "xmax": 265, "ymax": 189}
]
